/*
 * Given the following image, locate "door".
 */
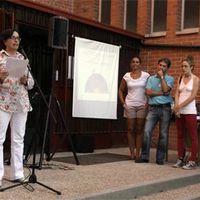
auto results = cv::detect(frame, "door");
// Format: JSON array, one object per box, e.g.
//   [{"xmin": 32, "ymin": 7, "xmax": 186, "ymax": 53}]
[{"xmin": 18, "ymin": 24, "xmax": 53, "ymax": 156}]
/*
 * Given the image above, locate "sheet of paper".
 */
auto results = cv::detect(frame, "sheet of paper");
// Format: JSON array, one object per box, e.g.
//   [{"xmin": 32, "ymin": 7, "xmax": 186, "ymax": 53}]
[{"xmin": 6, "ymin": 57, "xmax": 28, "ymax": 78}]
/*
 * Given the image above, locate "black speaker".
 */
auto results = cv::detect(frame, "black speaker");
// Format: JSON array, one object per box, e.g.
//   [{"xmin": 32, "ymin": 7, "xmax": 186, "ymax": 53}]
[{"xmin": 48, "ymin": 16, "xmax": 69, "ymax": 49}]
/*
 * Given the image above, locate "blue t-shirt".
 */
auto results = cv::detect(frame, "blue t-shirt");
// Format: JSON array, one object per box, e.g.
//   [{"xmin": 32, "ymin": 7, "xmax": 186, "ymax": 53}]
[{"xmin": 146, "ymin": 74, "xmax": 174, "ymax": 105}]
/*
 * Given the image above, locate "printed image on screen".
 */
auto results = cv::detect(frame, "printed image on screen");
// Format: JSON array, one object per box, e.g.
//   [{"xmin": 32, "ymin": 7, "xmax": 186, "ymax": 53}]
[
  {"xmin": 72, "ymin": 37, "xmax": 120, "ymax": 119},
  {"xmin": 85, "ymin": 73, "xmax": 108, "ymax": 94}
]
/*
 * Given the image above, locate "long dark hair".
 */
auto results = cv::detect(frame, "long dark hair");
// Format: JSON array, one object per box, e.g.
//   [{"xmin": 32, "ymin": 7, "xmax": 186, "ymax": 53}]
[
  {"xmin": 130, "ymin": 56, "xmax": 142, "ymax": 64},
  {"xmin": 0, "ymin": 28, "xmax": 18, "ymax": 50}
]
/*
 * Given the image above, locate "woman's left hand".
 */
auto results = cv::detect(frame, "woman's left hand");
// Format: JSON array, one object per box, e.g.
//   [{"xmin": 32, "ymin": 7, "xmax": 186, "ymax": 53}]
[
  {"xmin": 173, "ymin": 105, "xmax": 180, "ymax": 114},
  {"xmin": 144, "ymin": 103, "xmax": 149, "ymax": 109},
  {"xmin": 19, "ymin": 75, "xmax": 27, "ymax": 85}
]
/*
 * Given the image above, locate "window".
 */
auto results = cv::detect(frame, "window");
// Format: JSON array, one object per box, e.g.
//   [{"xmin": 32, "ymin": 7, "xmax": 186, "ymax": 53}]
[
  {"xmin": 182, "ymin": 0, "xmax": 199, "ymax": 29},
  {"xmin": 151, "ymin": 0, "xmax": 167, "ymax": 33},
  {"xmin": 124, "ymin": 0, "xmax": 137, "ymax": 32},
  {"xmin": 99, "ymin": 0, "xmax": 111, "ymax": 25}
]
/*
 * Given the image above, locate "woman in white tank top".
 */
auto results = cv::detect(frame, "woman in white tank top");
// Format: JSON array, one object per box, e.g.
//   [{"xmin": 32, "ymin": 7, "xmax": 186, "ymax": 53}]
[
  {"xmin": 118, "ymin": 56, "xmax": 149, "ymax": 161},
  {"xmin": 173, "ymin": 56, "xmax": 200, "ymax": 170}
]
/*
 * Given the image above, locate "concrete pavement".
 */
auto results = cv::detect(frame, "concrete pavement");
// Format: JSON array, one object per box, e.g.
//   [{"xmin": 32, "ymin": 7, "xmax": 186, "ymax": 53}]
[{"xmin": 0, "ymin": 147, "xmax": 200, "ymax": 200}]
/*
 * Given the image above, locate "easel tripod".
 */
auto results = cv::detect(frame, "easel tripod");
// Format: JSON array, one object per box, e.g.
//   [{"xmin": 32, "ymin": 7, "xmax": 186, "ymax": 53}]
[{"xmin": 0, "ymin": 51, "xmax": 61, "ymax": 194}]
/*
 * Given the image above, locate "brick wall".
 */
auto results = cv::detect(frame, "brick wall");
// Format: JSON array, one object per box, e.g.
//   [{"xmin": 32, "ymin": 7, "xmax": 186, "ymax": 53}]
[
  {"xmin": 25, "ymin": 0, "xmax": 73, "ymax": 13},
  {"xmin": 73, "ymin": 0, "xmax": 99, "ymax": 21},
  {"xmin": 110, "ymin": 0, "xmax": 124, "ymax": 28},
  {"xmin": 137, "ymin": 0, "xmax": 149, "ymax": 35},
  {"xmin": 25, "ymin": 0, "xmax": 100, "ymax": 21},
  {"xmin": 24, "ymin": 0, "xmax": 200, "ymax": 150},
  {"xmin": 140, "ymin": 46, "xmax": 200, "ymax": 150},
  {"xmin": 137, "ymin": 0, "xmax": 200, "ymax": 150}
]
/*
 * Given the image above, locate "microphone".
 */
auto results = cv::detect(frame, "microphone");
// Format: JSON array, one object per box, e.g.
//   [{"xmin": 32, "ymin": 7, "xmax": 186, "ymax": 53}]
[
  {"xmin": 18, "ymin": 46, "xmax": 30, "ymax": 78},
  {"xmin": 31, "ymin": 92, "xmax": 39, "ymax": 100},
  {"xmin": 19, "ymin": 46, "xmax": 28, "ymax": 60}
]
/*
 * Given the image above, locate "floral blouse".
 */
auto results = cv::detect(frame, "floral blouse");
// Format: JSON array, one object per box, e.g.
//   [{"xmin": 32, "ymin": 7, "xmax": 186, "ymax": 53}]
[{"xmin": 0, "ymin": 50, "xmax": 34, "ymax": 113}]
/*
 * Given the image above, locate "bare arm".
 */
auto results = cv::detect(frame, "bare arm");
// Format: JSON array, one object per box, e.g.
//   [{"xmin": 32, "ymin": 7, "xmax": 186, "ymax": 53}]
[
  {"xmin": 174, "ymin": 78, "xmax": 180, "ymax": 107},
  {"xmin": 146, "ymin": 73, "xmax": 172, "ymax": 97},
  {"xmin": 118, "ymin": 78, "xmax": 127, "ymax": 106},
  {"xmin": 145, "ymin": 88, "xmax": 163, "ymax": 97},
  {"xmin": 160, "ymin": 77, "xmax": 171, "ymax": 94},
  {"xmin": 26, "ymin": 70, "xmax": 34, "ymax": 90},
  {"xmin": 157, "ymin": 70, "xmax": 171, "ymax": 94}
]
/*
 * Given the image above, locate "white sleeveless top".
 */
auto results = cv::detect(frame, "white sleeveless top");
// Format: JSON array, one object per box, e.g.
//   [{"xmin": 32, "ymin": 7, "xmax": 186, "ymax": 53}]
[
  {"xmin": 123, "ymin": 71, "xmax": 150, "ymax": 106},
  {"xmin": 178, "ymin": 75, "xmax": 197, "ymax": 114}
]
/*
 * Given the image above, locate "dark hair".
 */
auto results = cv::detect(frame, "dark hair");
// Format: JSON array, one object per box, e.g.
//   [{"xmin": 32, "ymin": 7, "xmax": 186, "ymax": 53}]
[
  {"xmin": 0, "ymin": 28, "xmax": 18, "ymax": 50},
  {"xmin": 131, "ymin": 56, "xmax": 142, "ymax": 63},
  {"xmin": 158, "ymin": 57, "xmax": 171, "ymax": 68},
  {"xmin": 182, "ymin": 55, "xmax": 195, "ymax": 70}
]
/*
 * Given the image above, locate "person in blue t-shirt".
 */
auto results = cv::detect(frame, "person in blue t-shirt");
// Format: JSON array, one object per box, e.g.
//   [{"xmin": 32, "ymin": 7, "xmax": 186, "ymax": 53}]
[{"xmin": 136, "ymin": 57, "xmax": 174, "ymax": 165}]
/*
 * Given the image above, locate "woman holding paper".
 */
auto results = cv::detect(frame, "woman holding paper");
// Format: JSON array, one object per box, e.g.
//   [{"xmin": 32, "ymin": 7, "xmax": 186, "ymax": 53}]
[{"xmin": 0, "ymin": 29, "xmax": 34, "ymax": 187}]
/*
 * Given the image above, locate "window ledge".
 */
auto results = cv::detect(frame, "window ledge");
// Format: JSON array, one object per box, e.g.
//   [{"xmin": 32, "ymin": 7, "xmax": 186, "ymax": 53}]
[
  {"xmin": 145, "ymin": 32, "xmax": 166, "ymax": 38},
  {"xmin": 176, "ymin": 28, "xmax": 199, "ymax": 35}
]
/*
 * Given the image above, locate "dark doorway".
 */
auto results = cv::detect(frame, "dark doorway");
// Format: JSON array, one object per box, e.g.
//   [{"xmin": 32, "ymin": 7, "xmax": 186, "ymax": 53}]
[{"xmin": 18, "ymin": 24, "xmax": 53, "ymax": 156}]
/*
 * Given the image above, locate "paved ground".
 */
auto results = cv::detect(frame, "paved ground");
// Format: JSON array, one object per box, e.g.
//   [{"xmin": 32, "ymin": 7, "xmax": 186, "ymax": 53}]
[{"xmin": 0, "ymin": 147, "xmax": 200, "ymax": 200}]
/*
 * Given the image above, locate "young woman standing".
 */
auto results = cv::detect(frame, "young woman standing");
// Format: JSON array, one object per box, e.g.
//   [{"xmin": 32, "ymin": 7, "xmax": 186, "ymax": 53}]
[
  {"xmin": 173, "ymin": 56, "xmax": 200, "ymax": 169},
  {"xmin": 118, "ymin": 56, "xmax": 149, "ymax": 161}
]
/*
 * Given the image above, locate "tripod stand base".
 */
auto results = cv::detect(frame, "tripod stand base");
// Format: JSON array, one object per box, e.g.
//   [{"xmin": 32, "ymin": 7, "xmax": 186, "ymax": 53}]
[{"xmin": 0, "ymin": 176, "xmax": 61, "ymax": 195}]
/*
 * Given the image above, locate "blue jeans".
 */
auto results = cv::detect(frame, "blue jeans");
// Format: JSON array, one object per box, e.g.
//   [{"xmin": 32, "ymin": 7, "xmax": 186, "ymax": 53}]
[{"xmin": 141, "ymin": 105, "xmax": 171, "ymax": 161}]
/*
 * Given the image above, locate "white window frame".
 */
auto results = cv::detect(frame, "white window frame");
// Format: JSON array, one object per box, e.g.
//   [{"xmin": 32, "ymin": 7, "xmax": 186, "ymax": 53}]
[
  {"xmin": 146, "ymin": 0, "xmax": 166, "ymax": 37},
  {"xmin": 98, "ymin": 0, "xmax": 111, "ymax": 24},
  {"xmin": 98, "ymin": 0, "xmax": 102, "ymax": 22},
  {"xmin": 180, "ymin": 0, "xmax": 199, "ymax": 32},
  {"xmin": 150, "ymin": 0, "xmax": 155, "ymax": 34},
  {"xmin": 123, "ymin": 0, "xmax": 127, "ymax": 29},
  {"xmin": 181, "ymin": 0, "xmax": 185, "ymax": 31},
  {"xmin": 123, "ymin": 0, "xmax": 137, "ymax": 32}
]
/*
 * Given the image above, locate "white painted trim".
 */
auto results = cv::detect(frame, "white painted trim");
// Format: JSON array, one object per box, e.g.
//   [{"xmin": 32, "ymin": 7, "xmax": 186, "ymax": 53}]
[
  {"xmin": 150, "ymin": 0, "xmax": 154, "ymax": 33},
  {"xmin": 181, "ymin": 0, "xmax": 185, "ymax": 31},
  {"xmin": 98, "ymin": 0, "xmax": 102, "ymax": 22},
  {"xmin": 123, "ymin": 0, "xmax": 127, "ymax": 29},
  {"xmin": 176, "ymin": 28, "xmax": 199, "ymax": 35},
  {"xmin": 145, "ymin": 31, "xmax": 166, "ymax": 38}
]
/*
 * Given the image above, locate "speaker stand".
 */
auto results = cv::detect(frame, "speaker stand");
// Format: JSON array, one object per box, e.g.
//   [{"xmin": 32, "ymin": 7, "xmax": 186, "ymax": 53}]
[{"xmin": 38, "ymin": 92, "xmax": 80, "ymax": 168}]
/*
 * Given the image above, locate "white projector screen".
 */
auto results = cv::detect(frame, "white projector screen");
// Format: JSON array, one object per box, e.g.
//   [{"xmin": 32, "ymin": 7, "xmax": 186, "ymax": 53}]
[{"xmin": 72, "ymin": 37, "xmax": 120, "ymax": 119}]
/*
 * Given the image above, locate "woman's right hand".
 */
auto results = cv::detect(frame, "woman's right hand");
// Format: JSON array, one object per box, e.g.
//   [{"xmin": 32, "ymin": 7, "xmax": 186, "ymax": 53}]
[
  {"xmin": 123, "ymin": 103, "xmax": 127, "ymax": 110},
  {"xmin": 0, "ymin": 71, "xmax": 9, "ymax": 83}
]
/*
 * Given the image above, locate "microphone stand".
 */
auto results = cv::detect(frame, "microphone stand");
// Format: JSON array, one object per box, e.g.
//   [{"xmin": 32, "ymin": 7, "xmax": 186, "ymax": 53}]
[
  {"xmin": 19, "ymin": 47, "xmax": 57, "ymax": 123},
  {"xmin": 0, "ymin": 48, "xmax": 61, "ymax": 195},
  {"xmin": 27, "ymin": 65, "xmax": 57, "ymax": 123}
]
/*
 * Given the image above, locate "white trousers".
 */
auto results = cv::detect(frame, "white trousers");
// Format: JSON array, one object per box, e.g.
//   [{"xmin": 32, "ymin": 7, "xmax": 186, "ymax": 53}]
[{"xmin": 0, "ymin": 109, "xmax": 27, "ymax": 180}]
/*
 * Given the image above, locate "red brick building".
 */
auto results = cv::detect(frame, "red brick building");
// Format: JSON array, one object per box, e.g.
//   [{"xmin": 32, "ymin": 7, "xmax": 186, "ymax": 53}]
[{"xmin": 1, "ymin": 0, "xmax": 200, "ymax": 153}]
